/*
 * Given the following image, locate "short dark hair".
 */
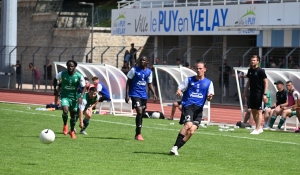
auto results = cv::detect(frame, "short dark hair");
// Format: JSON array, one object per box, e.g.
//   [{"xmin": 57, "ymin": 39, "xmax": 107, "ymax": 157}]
[
  {"xmin": 89, "ymin": 87, "xmax": 97, "ymax": 92},
  {"xmin": 196, "ymin": 61, "xmax": 207, "ymax": 68},
  {"xmin": 251, "ymin": 55, "xmax": 260, "ymax": 62},
  {"xmin": 66, "ymin": 60, "xmax": 77, "ymax": 67},
  {"xmin": 92, "ymin": 76, "xmax": 98, "ymax": 81},
  {"xmin": 286, "ymin": 80, "xmax": 293, "ymax": 84},
  {"xmin": 84, "ymin": 77, "xmax": 89, "ymax": 81}
]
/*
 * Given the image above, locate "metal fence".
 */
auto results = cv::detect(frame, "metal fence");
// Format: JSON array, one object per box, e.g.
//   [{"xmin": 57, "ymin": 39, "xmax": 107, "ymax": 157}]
[{"xmin": 2, "ymin": 45, "xmax": 300, "ymax": 105}]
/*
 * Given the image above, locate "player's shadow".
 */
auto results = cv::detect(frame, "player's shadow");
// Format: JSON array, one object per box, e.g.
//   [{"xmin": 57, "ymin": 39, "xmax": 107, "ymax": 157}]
[
  {"xmin": 83, "ymin": 136, "xmax": 129, "ymax": 140},
  {"xmin": 133, "ymin": 151, "xmax": 171, "ymax": 156}
]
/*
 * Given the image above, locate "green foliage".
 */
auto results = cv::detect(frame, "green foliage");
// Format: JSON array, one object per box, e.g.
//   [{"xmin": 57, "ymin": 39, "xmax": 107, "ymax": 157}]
[{"xmin": 1, "ymin": 103, "xmax": 300, "ymax": 175}]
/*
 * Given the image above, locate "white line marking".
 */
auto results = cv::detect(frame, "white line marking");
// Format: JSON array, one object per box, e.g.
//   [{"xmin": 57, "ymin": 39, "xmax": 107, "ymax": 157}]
[{"xmin": 1, "ymin": 108, "xmax": 300, "ymax": 145}]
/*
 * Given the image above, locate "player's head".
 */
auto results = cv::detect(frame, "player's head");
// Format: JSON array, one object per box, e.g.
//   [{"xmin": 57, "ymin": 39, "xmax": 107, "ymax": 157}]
[
  {"xmin": 286, "ymin": 80, "xmax": 294, "ymax": 92},
  {"xmin": 84, "ymin": 77, "xmax": 90, "ymax": 87},
  {"xmin": 195, "ymin": 61, "xmax": 207, "ymax": 78},
  {"xmin": 274, "ymin": 80, "xmax": 284, "ymax": 91},
  {"xmin": 250, "ymin": 55, "xmax": 260, "ymax": 68},
  {"xmin": 92, "ymin": 76, "xmax": 99, "ymax": 85},
  {"xmin": 88, "ymin": 87, "xmax": 98, "ymax": 98},
  {"xmin": 29, "ymin": 63, "xmax": 34, "ymax": 68},
  {"xmin": 66, "ymin": 60, "xmax": 77, "ymax": 74},
  {"xmin": 138, "ymin": 56, "xmax": 148, "ymax": 68}
]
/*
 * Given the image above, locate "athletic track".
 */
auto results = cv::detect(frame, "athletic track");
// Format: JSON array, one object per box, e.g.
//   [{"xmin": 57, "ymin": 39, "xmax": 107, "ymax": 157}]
[{"xmin": 0, "ymin": 89, "xmax": 242, "ymax": 124}]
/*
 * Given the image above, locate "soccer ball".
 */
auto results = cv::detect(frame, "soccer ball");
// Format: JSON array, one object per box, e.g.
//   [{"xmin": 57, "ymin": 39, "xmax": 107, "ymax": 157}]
[
  {"xmin": 151, "ymin": 112, "xmax": 160, "ymax": 119},
  {"xmin": 40, "ymin": 129, "xmax": 55, "ymax": 144}
]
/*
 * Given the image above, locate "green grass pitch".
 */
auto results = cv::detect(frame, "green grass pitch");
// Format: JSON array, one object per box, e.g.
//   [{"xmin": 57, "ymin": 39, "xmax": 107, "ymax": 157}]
[{"xmin": 0, "ymin": 103, "xmax": 300, "ymax": 175}]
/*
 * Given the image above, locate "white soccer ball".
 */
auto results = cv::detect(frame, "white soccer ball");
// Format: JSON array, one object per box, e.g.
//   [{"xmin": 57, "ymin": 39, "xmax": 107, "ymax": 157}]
[
  {"xmin": 40, "ymin": 129, "xmax": 55, "ymax": 144},
  {"xmin": 151, "ymin": 112, "xmax": 160, "ymax": 119}
]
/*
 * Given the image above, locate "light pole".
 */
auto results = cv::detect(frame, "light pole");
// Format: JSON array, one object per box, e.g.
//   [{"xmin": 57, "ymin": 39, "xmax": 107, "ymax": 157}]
[{"xmin": 79, "ymin": 2, "xmax": 94, "ymax": 62}]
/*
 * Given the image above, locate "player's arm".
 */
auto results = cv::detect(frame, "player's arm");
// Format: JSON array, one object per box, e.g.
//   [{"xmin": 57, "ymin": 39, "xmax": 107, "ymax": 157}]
[
  {"xmin": 78, "ymin": 76, "xmax": 86, "ymax": 103},
  {"xmin": 54, "ymin": 72, "xmax": 62, "ymax": 95},
  {"xmin": 207, "ymin": 81, "xmax": 214, "ymax": 101},
  {"xmin": 243, "ymin": 79, "xmax": 250, "ymax": 97},
  {"xmin": 176, "ymin": 78, "xmax": 189, "ymax": 96},
  {"xmin": 147, "ymin": 71, "xmax": 157, "ymax": 101},
  {"xmin": 125, "ymin": 68, "xmax": 135, "ymax": 103},
  {"xmin": 78, "ymin": 99, "xmax": 87, "ymax": 128}
]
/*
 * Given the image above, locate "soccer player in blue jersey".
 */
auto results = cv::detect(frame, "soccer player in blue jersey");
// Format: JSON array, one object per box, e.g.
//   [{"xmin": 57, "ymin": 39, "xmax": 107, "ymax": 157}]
[
  {"xmin": 170, "ymin": 61, "xmax": 214, "ymax": 156},
  {"xmin": 92, "ymin": 76, "xmax": 111, "ymax": 102},
  {"xmin": 125, "ymin": 56, "xmax": 157, "ymax": 141}
]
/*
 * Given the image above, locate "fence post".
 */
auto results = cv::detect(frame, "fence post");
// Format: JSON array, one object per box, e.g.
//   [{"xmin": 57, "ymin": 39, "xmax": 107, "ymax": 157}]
[
  {"xmin": 20, "ymin": 47, "xmax": 28, "ymax": 90},
  {"xmin": 183, "ymin": 46, "xmax": 194, "ymax": 64},
  {"xmin": 202, "ymin": 47, "xmax": 213, "ymax": 62},
  {"xmin": 263, "ymin": 48, "xmax": 274, "ymax": 68},
  {"xmin": 149, "ymin": 47, "xmax": 158, "ymax": 65},
  {"xmin": 9, "ymin": 46, "xmax": 17, "ymax": 73},
  {"xmin": 285, "ymin": 48, "xmax": 297, "ymax": 69},
  {"xmin": 72, "ymin": 48, "xmax": 81, "ymax": 60},
  {"xmin": 166, "ymin": 46, "xmax": 176, "ymax": 64},
  {"xmin": 101, "ymin": 46, "xmax": 110, "ymax": 64},
  {"xmin": 242, "ymin": 47, "xmax": 253, "ymax": 67},
  {"xmin": 85, "ymin": 47, "xmax": 95, "ymax": 63},
  {"xmin": 116, "ymin": 47, "xmax": 126, "ymax": 68},
  {"xmin": 59, "ymin": 48, "xmax": 67, "ymax": 62}
]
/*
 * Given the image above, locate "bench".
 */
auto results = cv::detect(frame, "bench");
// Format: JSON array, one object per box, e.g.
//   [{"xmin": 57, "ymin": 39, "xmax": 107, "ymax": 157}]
[{"xmin": 98, "ymin": 99, "xmax": 134, "ymax": 116}]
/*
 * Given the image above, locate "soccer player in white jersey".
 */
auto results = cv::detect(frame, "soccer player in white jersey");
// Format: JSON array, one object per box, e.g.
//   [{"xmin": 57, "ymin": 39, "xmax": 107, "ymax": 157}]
[
  {"xmin": 170, "ymin": 61, "xmax": 214, "ymax": 156},
  {"xmin": 125, "ymin": 56, "xmax": 157, "ymax": 141}
]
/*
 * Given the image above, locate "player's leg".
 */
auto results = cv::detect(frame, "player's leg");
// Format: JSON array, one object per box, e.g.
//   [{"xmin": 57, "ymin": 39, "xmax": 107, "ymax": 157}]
[
  {"xmin": 277, "ymin": 109, "xmax": 292, "ymax": 129},
  {"xmin": 169, "ymin": 101, "xmax": 179, "ymax": 120},
  {"xmin": 295, "ymin": 109, "xmax": 300, "ymax": 132},
  {"xmin": 61, "ymin": 98, "xmax": 70, "ymax": 135},
  {"xmin": 68, "ymin": 100, "xmax": 79, "ymax": 139},
  {"xmin": 132, "ymin": 98, "xmax": 144, "ymax": 140},
  {"xmin": 182, "ymin": 106, "xmax": 202, "ymax": 144},
  {"xmin": 225, "ymin": 82, "xmax": 229, "ymax": 101},
  {"xmin": 80, "ymin": 109, "xmax": 92, "ymax": 135},
  {"xmin": 263, "ymin": 107, "xmax": 271, "ymax": 128},
  {"xmin": 250, "ymin": 94, "xmax": 263, "ymax": 134},
  {"xmin": 269, "ymin": 106, "xmax": 281, "ymax": 128},
  {"xmin": 243, "ymin": 108, "xmax": 251, "ymax": 123},
  {"xmin": 170, "ymin": 105, "xmax": 193, "ymax": 155}
]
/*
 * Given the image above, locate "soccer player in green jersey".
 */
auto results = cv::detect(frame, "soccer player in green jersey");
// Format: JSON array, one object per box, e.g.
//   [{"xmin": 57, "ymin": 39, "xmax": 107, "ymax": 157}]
[
  {"xmin": 54, "ymin": 60, "xmax": 86, "ymax": 139},
  {"xmin": 78, "ymin": 87, "xmax": 99, "ymax": 135}
]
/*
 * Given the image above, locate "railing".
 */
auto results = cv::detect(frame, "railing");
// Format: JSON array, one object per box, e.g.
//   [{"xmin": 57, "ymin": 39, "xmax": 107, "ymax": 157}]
[{"xmin": 118, "ymin": 0, "xmax": 300, "ymax": 9}]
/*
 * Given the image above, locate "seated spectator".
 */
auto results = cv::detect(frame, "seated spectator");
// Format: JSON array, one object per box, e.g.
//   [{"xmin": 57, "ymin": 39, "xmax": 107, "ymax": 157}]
[
  {"xmin": 166, "ymin": 101, "xmax": 182, "ymax": 120},
  {"xmin": 121, "ymin": 61, "xmax": 130, "ymax": 75},
  {"xmin": 268, "ymin": 81, "xmax": 297, "ymax": 130},
  {"xmin": 124, "ymin": 50, "xmax": 131, "ymax": 63}
]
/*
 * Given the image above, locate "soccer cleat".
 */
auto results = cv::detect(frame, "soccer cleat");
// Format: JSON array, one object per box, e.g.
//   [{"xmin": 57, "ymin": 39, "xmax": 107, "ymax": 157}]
[
  {"xmin": 294, "ymin": 128, "xmax": 300, "ymax": 133},
  {"xmin": 134, "ymin": 134, "xmax": 144, "ymax": 141},
  {"xmin": 69, "ymin": 131, "xmax": 76, "ymax": 139},
  {"xmin": 80, "ymin": 130, "xmax": 88, "ymax": 135},
  {"xmin": 170, "ymin": 146, "xmax": 179, "ymax": 156},
  {"xmin": 63, "ymin": 125, "xmax": 68, "ymax": 135},
  {"xmin": 250, "ymin": 129, "xmax": 260, "ymax": 135},
  {"xmin": 258, "ymin": 128, "xmax": 263, "ymax": 134}
]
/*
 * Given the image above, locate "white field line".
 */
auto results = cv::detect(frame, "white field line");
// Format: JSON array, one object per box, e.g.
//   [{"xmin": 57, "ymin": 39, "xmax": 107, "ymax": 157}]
[{"xmin": 1, "ymin": 108, "xmax": 300, "ymax": 145}]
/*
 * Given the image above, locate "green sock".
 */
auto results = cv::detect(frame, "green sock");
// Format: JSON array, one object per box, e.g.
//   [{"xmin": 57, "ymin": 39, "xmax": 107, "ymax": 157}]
[
  {"xmin": 62, "ymin": 114, "xmax": 68, "ymax": 125},
  {"xmin": 277, "ymin": 118, "xmax": 286, "ymax": 129},
  {"xmin": 70, "ymin": 117, "xmax": 76, "ymax": 131},
  {"xmin": 82, "ymin": 118, "xmax": 90, "ymax": 131},
  {"xmin": 269, "ymin": 116, "xmax": 276, "ymax": 128}
]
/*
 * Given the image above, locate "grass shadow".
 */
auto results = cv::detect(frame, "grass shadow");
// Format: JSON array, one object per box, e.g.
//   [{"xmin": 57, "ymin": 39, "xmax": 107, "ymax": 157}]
[
  {"xmin": 133, "ymin": 151, "xmax": 172, "ymax": 156},
  {"xmin": 83, "ymin": 136, "xmax": 129, "ymax": 140}
]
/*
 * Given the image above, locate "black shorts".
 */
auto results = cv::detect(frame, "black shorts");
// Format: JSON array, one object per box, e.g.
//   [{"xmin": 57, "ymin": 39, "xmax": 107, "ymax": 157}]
[
  {"xmin": 177, "ymin": 101, "xmax": 182, "ymax": 106},
  {"xmin": 131, "ymin": 97, "xmax": 147, "ymax": 110},
  {"xmin": 99, "ymin": 95, "xmax": 111, "ymax": 102},
  {"xmin": 249, "ymin": 93, "xmax": 263, "ymax": 110},
  {"xmin": 179, "ymin": 104, "xmax": 203, "ymax": 128}
]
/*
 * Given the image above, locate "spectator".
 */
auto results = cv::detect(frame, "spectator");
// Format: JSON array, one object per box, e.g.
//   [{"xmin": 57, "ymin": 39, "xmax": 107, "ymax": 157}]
[
  {"xmin": 270, "ymin": 63, "xmax": 277, "ymax": 68},
  {"xmin": 175, "ymin": 58, "xmax": 181, "ymax": 66},
  {"xmin": 260, "ymin": 56, "xmax": 270, "ymax": 68},
  {"xmin": 124, "ymin": 50, "xmax": 131, "ymax": 63},
  {"xmin": 88, "ymin": 59, "xmax": 93, "ymax": 63},
  {"xmin": 12, "ymin": 60, "xmax": 21, "ymax": 90},
  {"xmin": 44, "ymin": 59, "xmax": 53, "ymax": 90},
  {"xmin": 288, "ymin": 56, "xmax": 295, "ymax": 69},
  {"xmin": 278, "ymin": 58, "xmax": 286, "ymax": 68},
  {"xmin": 167, "ymin": 101, "xmax": 182, "ymax": 120},
  {"xmin": 25, "ymin": 63, "xmax": 40, "ymax": 91},
  {"xmin": 130, "ymin": 43, "xmax": 137, "ymax": 67},
  {"xmin": 219, "ymin": 59, "xmax": 232, "ymax": 101},
  {"xmin": 154, "ymin": 57, "xmax": 160, "ymax": 65},
  {"xmin": 121, "ymin": 61, "xmax": 130, "ymax": 75},
  {"xmin": 184, "ymin": 62, "xmax": 190, "ymax": 68},
  {"xmin": 163, "ymin": 61, "xmax": 167, "ymax": 65}
]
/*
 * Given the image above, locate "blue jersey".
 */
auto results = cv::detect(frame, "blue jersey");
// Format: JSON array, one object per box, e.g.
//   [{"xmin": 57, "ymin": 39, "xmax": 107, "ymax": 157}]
[
  {"xmin": 180, "ymin": 76, "xmax": 214, "ymax": 108},
  {"xmin": 96, "ymin": 82, "xmax": 111, "ymax": 99},
  {"xmin": 127, "ymin": 66, "xmax": 153, "ymax": 99}
]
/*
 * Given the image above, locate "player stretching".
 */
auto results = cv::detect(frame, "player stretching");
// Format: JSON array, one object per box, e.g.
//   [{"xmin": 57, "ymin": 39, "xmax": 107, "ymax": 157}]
[
  {"xmin": 125, "ymin": 56, "xmax": 157, "ymax": 141},
  {"xmin": 170, "ymin": 61, "xmax": 214, "ymax": 156},
  {"xmin": 54, "ymin": 60, "xmax": 86, "ymax": 139},
  {"xmin": 78, "ymin": 87, "xmax": 99, "ymax": 135}
]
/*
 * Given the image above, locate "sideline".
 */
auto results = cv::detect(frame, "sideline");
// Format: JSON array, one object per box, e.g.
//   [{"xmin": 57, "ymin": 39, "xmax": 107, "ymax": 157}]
[{"xmin": 1, "ymin": 108, "xmax": 299, "ymax": 146}]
